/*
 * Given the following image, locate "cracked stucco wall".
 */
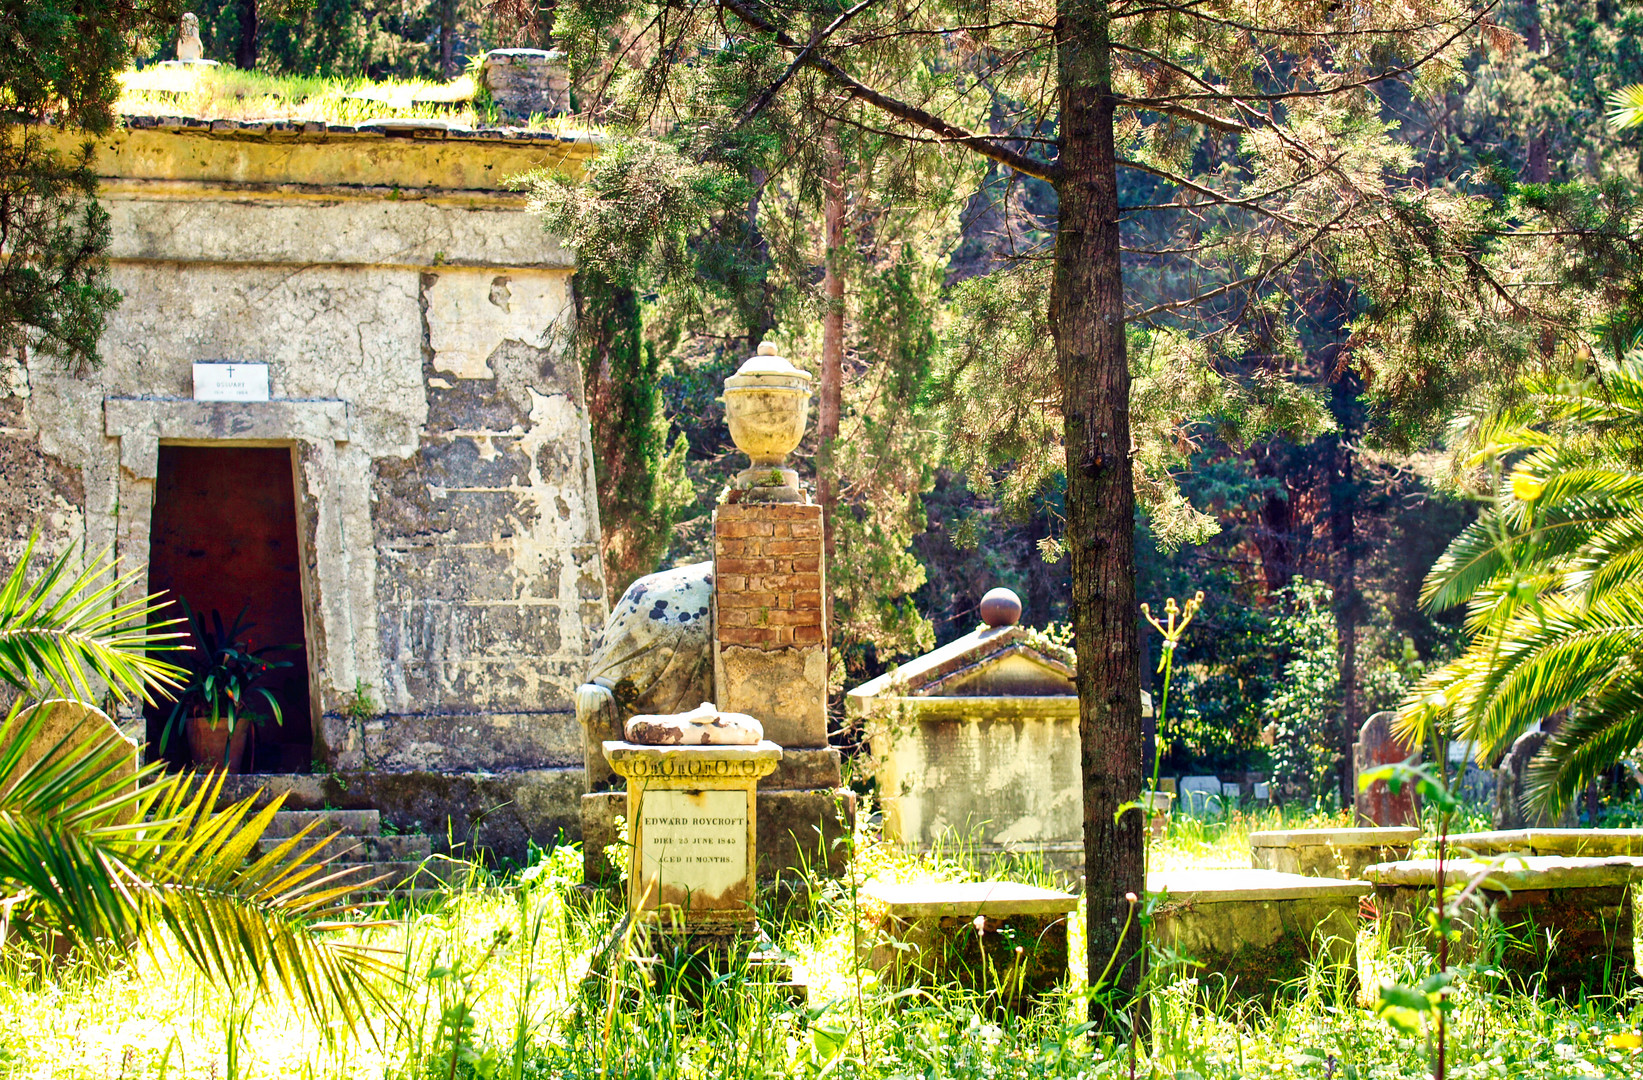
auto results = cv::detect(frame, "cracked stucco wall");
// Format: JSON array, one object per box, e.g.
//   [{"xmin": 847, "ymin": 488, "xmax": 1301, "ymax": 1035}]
[{"xmin": 1, "ymin": 131, "xmax": 607, "ymax": 775}]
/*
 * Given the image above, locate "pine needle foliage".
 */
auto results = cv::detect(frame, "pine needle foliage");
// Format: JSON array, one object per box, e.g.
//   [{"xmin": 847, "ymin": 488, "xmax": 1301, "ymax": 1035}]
[
  {"xmin": 0, "ymin": 0, "xmax": 183, "ymax": 370},
  {"xmin": 1396, "ymin": 351, "xmax": 1643, "ymax": 817}
]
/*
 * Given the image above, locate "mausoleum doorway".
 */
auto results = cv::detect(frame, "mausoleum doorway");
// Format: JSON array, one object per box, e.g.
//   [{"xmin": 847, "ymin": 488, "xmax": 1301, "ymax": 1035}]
[{"xmin": 144, "ymin": 445, "xmax": 315, "ymax": 772}]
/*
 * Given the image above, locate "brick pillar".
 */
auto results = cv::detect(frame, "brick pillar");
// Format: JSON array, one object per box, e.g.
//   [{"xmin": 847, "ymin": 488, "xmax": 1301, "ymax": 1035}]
[
  {"xmin": 713, "ymin": 499, "xmax": 851, "ymax": 876},
  {"xmin": 713, "ymin": 502, "xmax": 826, "ymax": 743}
]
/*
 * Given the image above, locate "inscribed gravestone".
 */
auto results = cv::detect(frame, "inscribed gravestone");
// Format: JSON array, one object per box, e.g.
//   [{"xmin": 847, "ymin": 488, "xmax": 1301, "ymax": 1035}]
[{"xmin": 638, "ymin": 788, "xmax": 750, "ymax": 907}]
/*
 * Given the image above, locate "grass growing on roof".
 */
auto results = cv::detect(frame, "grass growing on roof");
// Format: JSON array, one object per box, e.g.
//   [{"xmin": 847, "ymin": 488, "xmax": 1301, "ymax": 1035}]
[{"xmin": 114, "ymin": 65, "xmax": 581, "ymax": 132}]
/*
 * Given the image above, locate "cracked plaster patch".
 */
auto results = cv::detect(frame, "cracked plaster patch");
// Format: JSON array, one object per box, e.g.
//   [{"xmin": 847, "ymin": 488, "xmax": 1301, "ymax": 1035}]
[{"xmin": 425, "ymin": 270, "xmax": 569, "ymax": 380}]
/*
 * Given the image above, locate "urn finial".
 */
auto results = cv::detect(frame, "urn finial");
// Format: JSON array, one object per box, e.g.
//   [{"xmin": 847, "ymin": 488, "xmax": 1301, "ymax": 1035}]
[{"xmin": 723, "ymin": 339, "xmax": 812, "ymax": 502}]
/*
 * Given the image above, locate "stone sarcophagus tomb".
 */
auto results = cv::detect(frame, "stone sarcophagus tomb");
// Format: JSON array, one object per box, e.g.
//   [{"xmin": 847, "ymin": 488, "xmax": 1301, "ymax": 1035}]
[
  {"xmin": 847, "ymin": 589, "xmax": 1150, "ymax": 875},
  {"xmin": 577, "ymin": 343, "xmax": 853, "ymax": 883}
]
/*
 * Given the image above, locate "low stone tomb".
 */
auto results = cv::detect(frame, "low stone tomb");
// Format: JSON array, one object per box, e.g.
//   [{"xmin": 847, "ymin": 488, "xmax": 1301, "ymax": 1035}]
[
  {"xmin": 1443, "ymin": 829, "xmax": 1643, "ymax": 858},
  {"xmin": 604, "ymin": 739, "xmax": 781, "ymax": 939},
  {"xmin": 1365, "ymin": 856, "xmax": 1643, "ymax": 994},
  {"xmin": 1148, "ymin": 869, "xmax": 1369, "ymax": 995},
  {"xmin": 1251, "ymin": 827, "xmax": 1420, "ymax": 879},
  {"xmin": 859, "ymin": 880, "xmax": 1077, "ymax": 1006}
]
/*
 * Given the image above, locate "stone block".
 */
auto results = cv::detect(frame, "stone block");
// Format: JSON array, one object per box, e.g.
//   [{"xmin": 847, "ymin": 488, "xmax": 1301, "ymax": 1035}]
[
  {"xmin": 580, "ymin": 789, "xmax": 627, "ymax": 884},
  {"xmin": 715, "ymin": 643, "xmax": 828, "ymax": 747},
  {"xmin": 758, "ymin": 787, "xmax": 855, "ymax": 879},
  {"xmin": 1251, "ymin": 827, "xmax": 1420, "ymax": 879},
  {"xmin": 1366, "ymin": 856, "xmax": 1643, "ymax": 995},
  {"xmin": 1446, "ymin": 829, "xmax": 1643, "ymax": 858},
  {"xmin": 210, "ymin": 767, "xmax": 584, "ymax": 866},
  {"xmin": 480, "ymin": 50, "xmax": 571, "ymax": 122},
  {"xmin": 3, "ymin": 700, "xmax": 138, "ymax": 819},
  {"xmin": 1494, "ymin": 730, "xmax": 1578, "ymax": 829},
  {"xmin": 859, "ymin": 880, "xmax": 1077, "ymax": 1006},
  {"xmin": 1149, "ymin": 869, "xmax": 1368, "ymax": 996}
]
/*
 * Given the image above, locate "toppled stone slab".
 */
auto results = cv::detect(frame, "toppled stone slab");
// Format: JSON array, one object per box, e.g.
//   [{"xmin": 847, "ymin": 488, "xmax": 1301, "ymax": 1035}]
[
  {"xmin": 1149, "ymin": 869, "xmax": 1369, "ymax": 996},
  {"xmin": 1251, "ymin": 826, "xmax": 1420, "ymax": 879},
  {"xmin": 1365, "ymin": 855, "xmax": 1643, "ymax": 994},
  {"xmin": 625, "ymin": 702, "xmax": 763, "ymax": 746},
  {"xmin": 860, "ymin": 880, "xmax": 1077, "ymax": 1007},
  {"xmin": 1443, "ymin": 829, "xmax": 1643, "ymax": 859}
]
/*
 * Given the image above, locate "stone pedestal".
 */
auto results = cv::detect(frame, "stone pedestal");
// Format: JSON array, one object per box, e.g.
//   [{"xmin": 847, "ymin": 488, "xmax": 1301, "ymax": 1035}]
[
  {"xmin": 1366, "ymin": 856, "xmax": 1643, "ymax": 995},
  {"xmin": 480, "ymin": 49, "xmax": 571, "ymax": 121},
  {"xmin": 1354, "ymin": 711, "xmax": 1420, "ymax": 826},
  {"xmin": 1149, "ymin": 869, "xmax": 1368, "ymax": 997},
  {"xmin": 713, "ymin": 499, "xmax": 853, "ymax": 877},
  {"xmin": 604, "ymin": 741, "xmax": 781, "ymax": 936},
  {"xmin": 1251, "ymin": 826, "xmax": 1420, "ymax": 879}
]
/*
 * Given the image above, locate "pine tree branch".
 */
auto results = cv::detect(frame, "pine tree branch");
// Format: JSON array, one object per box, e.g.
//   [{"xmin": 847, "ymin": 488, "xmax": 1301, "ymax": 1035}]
[
  {"xmin": 1117, "ymin": 6, "xmax": 1491, "ymax": 106},
  {"xmin": 714, "ymin": 0, "xmax": 1064, "ymax": 184},
  {"xmin": 735, "ymin": 0, "xmax": 882, "ymax": 128}
]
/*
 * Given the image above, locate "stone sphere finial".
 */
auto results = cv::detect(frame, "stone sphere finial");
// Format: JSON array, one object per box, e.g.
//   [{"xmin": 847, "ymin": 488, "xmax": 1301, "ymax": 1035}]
[
  {"xmin": 723, "ymin": 339, "xmax": 812, "ymax": 502},
  {"xmin": 979, "ymin": 587, "xmax": 1022, "ymax": 627}
]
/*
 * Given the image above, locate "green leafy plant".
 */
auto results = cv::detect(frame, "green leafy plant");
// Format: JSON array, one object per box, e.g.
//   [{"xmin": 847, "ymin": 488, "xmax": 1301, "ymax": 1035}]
[
  {"xmin": 0, "ymin": 539, "xmax": 396, "ymax": 1026},
  {"xmin": 1361, "ymin": 759, "xmax": 1500, "ymax": 1080},
  {"xmin": 0, "ymin": 534, "xmax": 184, "ymax": 703},
  {"xmin": 1396, "ymin": 351, "xmax": 1643, "ymax": 816},
  {"xmin": 161, "ymin": 599, "xmax": 299, "ymax": 754}
]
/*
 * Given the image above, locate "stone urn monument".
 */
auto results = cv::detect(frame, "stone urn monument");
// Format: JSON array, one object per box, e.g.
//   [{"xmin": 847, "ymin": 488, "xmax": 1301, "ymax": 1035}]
[
  {"xmin": 574, "ymin": 333, "xmax": 851, "ymax": 891},
  {"xmin": 723, "ymin": 342, "xmax": 812, "ymax": 501}
]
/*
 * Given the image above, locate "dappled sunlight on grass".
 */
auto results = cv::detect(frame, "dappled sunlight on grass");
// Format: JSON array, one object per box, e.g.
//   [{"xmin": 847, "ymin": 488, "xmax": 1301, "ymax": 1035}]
[{"xmin": 2, "ymin": 825, "xmax": 1643, "ymax": 1077}]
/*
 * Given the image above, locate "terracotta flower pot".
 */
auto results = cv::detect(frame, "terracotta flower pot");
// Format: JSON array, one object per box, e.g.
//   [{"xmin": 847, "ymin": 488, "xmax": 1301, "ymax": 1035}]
[{"xmin": 186, "ymin": 713, "xmax": 250, "ymax": 773}]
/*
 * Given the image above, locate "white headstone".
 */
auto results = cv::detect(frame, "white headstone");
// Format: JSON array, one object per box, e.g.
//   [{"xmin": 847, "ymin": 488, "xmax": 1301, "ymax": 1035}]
[{"xmin": 1180, "ymin": 775, "xmax": 1222, "ymax": 813}]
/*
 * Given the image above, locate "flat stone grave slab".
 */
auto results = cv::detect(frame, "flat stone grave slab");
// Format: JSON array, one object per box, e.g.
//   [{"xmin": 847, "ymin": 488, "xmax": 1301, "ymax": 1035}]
[
  {"xmin": 859, "ymin": 880, "xmax": 1077, "ymax": 1007},
  {"xmin": 1442, "ymin": 829, "xmax": 1643, "ymax": 858},
  {"xmin": 1251, "ymin": 827, "xmax": 1420, "ymax": 879},
  {"xmin": 1365, "ymin": 855, "xmax": 1643, "ymax": 995},
  {"xmin": 1149, "ymin": 869, "xmax": 1369, "ymax": 995}
]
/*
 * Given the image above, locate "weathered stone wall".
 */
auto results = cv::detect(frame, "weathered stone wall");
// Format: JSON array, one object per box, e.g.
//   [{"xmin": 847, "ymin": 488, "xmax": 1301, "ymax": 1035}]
[{"xmin": 1, "ymin": 125, "xmax": 606, "ymax": 799}]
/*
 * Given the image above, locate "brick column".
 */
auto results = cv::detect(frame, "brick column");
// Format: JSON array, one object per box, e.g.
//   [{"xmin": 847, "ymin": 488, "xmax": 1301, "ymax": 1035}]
[
  {"xmin": 713, "ymin": 502, "xmax": 826, "ymax": 744},
  {"xmin": 712, "ymin": 498, "xmax": 849, "ymax": 876}
]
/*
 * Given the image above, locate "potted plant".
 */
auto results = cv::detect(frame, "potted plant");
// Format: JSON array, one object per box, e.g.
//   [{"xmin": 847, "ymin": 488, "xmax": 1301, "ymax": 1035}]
[{"xmin": 162, "ymin": 600, "xmax": 298, "ymax": 772}]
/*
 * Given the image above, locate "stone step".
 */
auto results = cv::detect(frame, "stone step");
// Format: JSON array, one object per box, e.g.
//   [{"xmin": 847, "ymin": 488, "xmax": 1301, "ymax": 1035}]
[
  {"xmin": 262, "ymin": 808, "xmax": 381, "ymax": 838},
  {"xmin": 256, "ymin": 833, "xmax": 432, "ymax": 863}
]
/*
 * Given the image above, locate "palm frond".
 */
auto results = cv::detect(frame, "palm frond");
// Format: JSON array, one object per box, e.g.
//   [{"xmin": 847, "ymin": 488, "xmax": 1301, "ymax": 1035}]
[
  {"xmin": 0, "ymin": 535, "xmax": 186, "ymax": 705},
  {"xmin": 0, "ymin": 703, "xmax": 398, "ymax": 1026},
  {"xmin": 1610, "ymin": 84, "xmax": 1643, "ymax": 131}
]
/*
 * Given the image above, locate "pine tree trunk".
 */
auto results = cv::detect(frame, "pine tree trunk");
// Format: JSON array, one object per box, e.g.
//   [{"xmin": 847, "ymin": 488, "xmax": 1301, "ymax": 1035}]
[
  {"xmin": 440, "ymin": 0, "xmax": 458, "ymax": 80},
  {"xmin": 235, "ymin": 0, "xmax": 259, "ymax": 70},
  {"xmin": 818, "ymin": 137, "xmax": 846, "ymax": 609},
  {"xmin": 1055, "ymin": 0, "xmax": 1144, "ymax": 1028}
]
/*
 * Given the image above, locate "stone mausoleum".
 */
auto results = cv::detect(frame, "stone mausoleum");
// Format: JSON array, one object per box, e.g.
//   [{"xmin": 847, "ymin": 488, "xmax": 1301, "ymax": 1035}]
[{"xmin": 0, "ymin": 110, "xmax": 607, "ymax": 860}]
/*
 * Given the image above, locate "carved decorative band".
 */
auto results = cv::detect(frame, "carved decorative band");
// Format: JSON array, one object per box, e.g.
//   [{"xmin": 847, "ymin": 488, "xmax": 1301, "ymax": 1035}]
[{"xmin": 623, "ymin": 757, "xmax": 769, "ymax": 779}]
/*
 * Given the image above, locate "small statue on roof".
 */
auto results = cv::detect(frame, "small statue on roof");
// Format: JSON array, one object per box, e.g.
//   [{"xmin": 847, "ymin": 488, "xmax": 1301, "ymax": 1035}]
[{"xmin": 177, "ymin": 13, "xmax": 204, "ymax": 62}]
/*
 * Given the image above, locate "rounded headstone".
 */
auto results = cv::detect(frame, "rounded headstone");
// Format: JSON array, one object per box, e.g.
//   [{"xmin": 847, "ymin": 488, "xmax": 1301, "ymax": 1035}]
[{"xmin": 978, "ymin": 587, "xmax": 1022, "ymax": 627}]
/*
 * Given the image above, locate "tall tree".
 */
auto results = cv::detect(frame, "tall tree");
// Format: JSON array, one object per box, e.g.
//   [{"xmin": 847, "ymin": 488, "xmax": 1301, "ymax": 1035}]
[
  {"xmin": 548, "ymin": 0, "xmax": 1548, "ymax": 1021},
  {"xmin": 0, "ymin": 0, "xmax": 182, "ymax": 375}
]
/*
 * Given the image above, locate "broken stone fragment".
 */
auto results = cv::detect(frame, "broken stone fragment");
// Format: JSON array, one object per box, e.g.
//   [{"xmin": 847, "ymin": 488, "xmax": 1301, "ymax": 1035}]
[{"xmin": 624, "ymin": 702, "xmax": 763, "ymax": 746}]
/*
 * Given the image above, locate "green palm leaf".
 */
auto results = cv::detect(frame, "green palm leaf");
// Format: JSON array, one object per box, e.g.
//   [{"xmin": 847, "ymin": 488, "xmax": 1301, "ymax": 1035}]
[
  {"xmin": 0, "ymin": 702, "xmax": 399, "ymax": 1026},
  {"xmin": 1610, "ymin": 84, "xmax": 1643, "ymax": 131},
  {"xmin": 1400, "ymin": 351, "xmax": 1643, "ymax": 817},
  {"xmin": 0, "ymin": 535, "xmax": 186, "ymax": 704}
]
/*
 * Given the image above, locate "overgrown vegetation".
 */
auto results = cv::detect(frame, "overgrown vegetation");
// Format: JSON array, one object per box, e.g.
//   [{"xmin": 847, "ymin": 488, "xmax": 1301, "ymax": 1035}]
[{"xmin": 5, "ymin": 810, "xmax": 1642, "ymax": 1078}]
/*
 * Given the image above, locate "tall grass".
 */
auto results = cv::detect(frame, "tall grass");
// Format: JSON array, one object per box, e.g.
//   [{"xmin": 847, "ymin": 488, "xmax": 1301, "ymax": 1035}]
[{"xmin": 1, "ymin": 826, "xmax": 1639, "ymax": 1078}]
